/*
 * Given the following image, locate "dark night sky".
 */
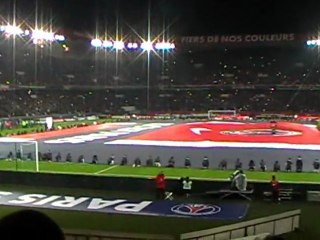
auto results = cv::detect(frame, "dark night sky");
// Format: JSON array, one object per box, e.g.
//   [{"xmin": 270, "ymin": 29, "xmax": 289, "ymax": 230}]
[{"xmin": 1, "ymin": 0, "xmax": 320, "ymax": 35}]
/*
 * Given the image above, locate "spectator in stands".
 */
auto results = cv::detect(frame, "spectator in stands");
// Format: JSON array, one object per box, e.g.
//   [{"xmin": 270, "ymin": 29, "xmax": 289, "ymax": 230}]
[
  {"xmin": 202, "ymin": 156, "xmax": 209, "ymax": 169},
  {"xmin": 273, "ymin": 161, "xmax": 281, "ymax": 172},
  {"xmin": 248, "ymin": 160, "xmax": 255, "ymax": 171},
  {"xmin": 0, "ymin": 210, "xmax": 65, "ymax": 240},
  {"xmin": 218, "ymin": 159, "xmax": 227, "ymax": 170},
  {"xmin": 285, "ymin": 158, "xmax": 293, "ymax": 172},
  {"xmin": 271, "ymin": 175, "xmax": 280, "ymax": 202},
  {"xmin": 182, "ymin": 176, "xmax": 192, "ymax": 198},
  {"xmin": 167, "ymin": 156, "xmax": 175, "ymax": 168},
  {"xmin": 235, "ymin": 158, "xmax": 242, "ymax": 170},
  {"xmin": 120, "ymin": 155, "xmax": 128, "ymax": 165},
  {"xmin": 91, "ymin": 155, "xmax": 98, "ymax": 164},
  {"xmin": 77, "ymin": 155, "xmax": 85, "ymax": 163},
  {"xmin": 155, "ymin": 172, "xmax": 166, "ymax": 200},
  {"xmin": 184, "ymin": 156, "xmax": 191, "ymax": 168},
  {"xmin": 296, "ymin": 156, "xmax": 303, "ymax": 172},
  {"xmin": 146, "ymin": 156, "xmax": 153, "ymax": 167},
  {"xmin": 132, "ymin": 157, "xmax": 141, "ymax": 167},
  {"xmin": 65, "ymin": 153, "xmax": 72, "ymax": 162},
  {"xmin": 107, "ymin": 154, "xmax": 115, "ymax": 165},
  {"xmin": 260, "ymin": 159, "xmax": 267, "ymax": 172},
  {"xmin": 154, "ymin": 156, "xmax": 161, "ymax": 167},
  {"xmin": 313, "ymin": 159, "xmax": 320, "ymax": 173},
  {"xmin": 55, "ymin": 152, "xmax": 61, "ymax": 162}
]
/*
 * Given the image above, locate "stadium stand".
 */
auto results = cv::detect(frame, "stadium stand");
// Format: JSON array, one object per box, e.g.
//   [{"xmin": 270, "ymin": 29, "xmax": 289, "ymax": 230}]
[{"xmin": 1, "ymin": 33, "xmax": 320, "ymax": 117}]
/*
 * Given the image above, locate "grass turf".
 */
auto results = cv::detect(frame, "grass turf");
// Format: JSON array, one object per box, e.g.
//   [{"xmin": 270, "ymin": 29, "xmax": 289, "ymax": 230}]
[{"xmin": 1, "ymin": 160, "xmax": 320, "ymax": 183}]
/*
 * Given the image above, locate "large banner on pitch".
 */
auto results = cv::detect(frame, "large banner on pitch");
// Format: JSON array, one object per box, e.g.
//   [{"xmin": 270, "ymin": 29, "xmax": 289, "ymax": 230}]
[{"xmin": 0, "ymin": 191, "xmax": 248, "ymax": 220}]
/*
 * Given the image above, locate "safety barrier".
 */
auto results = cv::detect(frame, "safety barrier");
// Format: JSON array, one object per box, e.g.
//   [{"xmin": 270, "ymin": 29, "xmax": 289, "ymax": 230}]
[
  {"xmin": 63, "ymin": 229, "xmax": 174, "ymax": 240},
  {"xmin": 180, "ymin": 209, "xmax": 300, "ymax": 240}
]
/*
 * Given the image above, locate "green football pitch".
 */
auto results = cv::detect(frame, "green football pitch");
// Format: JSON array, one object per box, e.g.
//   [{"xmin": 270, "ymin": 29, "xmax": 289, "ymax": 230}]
[{"xmin": 1, "ymin": 160, "xmax": 320, "ymax": 183}]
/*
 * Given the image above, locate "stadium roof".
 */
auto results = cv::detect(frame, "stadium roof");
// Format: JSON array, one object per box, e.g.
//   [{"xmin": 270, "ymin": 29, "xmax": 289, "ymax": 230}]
[{"xmin": 1, "ymin": 0, "xmax": 320, "ymax": 37}]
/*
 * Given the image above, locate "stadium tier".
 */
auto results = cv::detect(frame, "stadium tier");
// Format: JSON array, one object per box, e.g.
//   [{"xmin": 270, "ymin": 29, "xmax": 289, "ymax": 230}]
[{"xmin": 1, "ymin": 32, "xmax": 320, "ymax": 116}]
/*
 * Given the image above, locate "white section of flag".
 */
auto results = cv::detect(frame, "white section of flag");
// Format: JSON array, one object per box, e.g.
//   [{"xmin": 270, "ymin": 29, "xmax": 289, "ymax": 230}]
[{"xmin": 104, "ymin": 139, "xmax": 320, "ymax": 150}]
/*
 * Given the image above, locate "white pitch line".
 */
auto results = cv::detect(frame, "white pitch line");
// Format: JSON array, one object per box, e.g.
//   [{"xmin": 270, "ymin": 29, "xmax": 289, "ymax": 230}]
[{"xmin": 94, "ymin": 165, "xmax": 118, "ymax": 175}]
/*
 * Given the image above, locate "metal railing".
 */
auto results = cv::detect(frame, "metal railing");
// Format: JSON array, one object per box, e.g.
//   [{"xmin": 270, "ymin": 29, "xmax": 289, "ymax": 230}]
[
  {"xmin": 180, "ymin": 209, "xmax": 301, "ymax": 240},
  {"xmin": 63, "ymin": 229, "xmax": 175, "ymax": 240}
]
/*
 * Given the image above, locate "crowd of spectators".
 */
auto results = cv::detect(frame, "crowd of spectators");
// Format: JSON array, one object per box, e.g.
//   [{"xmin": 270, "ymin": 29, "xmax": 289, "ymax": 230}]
[
  {"xmin": 1, "ymin": 36, "xmax": 320, "ymax": 116},
  {"xmin": 0, "ymin": 88, "xmax": 319, "ymax": 117}
]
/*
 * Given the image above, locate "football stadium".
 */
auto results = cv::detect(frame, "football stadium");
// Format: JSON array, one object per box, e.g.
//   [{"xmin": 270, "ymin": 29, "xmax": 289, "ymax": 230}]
[{"xmin": 1, "ymin": 0, "xmax": 320, "ymax": 239}]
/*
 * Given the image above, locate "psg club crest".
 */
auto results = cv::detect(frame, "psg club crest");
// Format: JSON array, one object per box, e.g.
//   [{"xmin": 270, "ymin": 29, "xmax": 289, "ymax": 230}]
[{"xmin": 171, "ymin": 204, "xmax": 221, "ymax": 216}]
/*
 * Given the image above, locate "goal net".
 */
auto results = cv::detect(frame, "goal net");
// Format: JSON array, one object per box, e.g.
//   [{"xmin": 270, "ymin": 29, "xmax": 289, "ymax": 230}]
[
  {"xmin": 208, "ymin": 110, "xmax": 237, "ymax": 120},
  {"xmin": 0, "ymin": 138, "xmax": 39, "ymax": 172}
]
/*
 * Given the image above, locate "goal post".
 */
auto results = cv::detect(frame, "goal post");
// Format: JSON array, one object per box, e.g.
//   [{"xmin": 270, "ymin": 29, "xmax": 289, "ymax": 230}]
[
  {"xmin": 208, "ymin": 110, "xmax": 237, "ymax": 120},
  {"xmin": 0, "ymin": 138, "xmax": 39, "ymax": 172}
]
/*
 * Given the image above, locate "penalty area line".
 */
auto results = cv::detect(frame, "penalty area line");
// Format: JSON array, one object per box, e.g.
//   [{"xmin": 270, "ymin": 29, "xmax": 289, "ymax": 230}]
[{"xmin": 94, "ymin": 165, "xmax": 119, "ymax": 175}]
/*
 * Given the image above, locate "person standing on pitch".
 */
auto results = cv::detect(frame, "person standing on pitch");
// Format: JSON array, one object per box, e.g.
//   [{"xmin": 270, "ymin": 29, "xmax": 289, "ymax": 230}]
[
  {"xmin": 271, "ymin": 175, "xmax": 280, "ymax": 202},
  {"xmin": 155, "ymin": 172, "xmax": 166, "ymax": 200},
  {"xmin": 182, "ymin": 176, "xmax": 192, "ymax": 198}
]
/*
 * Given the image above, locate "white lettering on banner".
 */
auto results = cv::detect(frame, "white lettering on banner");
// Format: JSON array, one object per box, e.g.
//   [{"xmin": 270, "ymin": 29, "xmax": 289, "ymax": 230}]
[
  {"xmin": 220, "ymin": 35, "xmax": 242, "ymax": 43},
  {"xmin": 51, "ymin": 197, "xmax": 89, "ymax": 208},
  {"xmin": 9, "ymin": 194, "xmax": 47, "ymax": 204},
  {"xmin": 114, "ymin": 201, "xmax": 152, "ymax": 212},
  {"xmin": 88, "ymin": 199, "xmax": 126, "ymax": 210},
  {"xmin": 33, "ymin": 195, "xmax": 61, "ymax": 205},
  {"xmin": 45, "ymin": 123, "xmax": 173, "ymax": 144},
  {"xmin": 207, "ymin": 35, "xmax": 219, "ymax": 43},
  {"xmin": 181, "ymin": 33, "xmax": 295, "ymax": 44}
]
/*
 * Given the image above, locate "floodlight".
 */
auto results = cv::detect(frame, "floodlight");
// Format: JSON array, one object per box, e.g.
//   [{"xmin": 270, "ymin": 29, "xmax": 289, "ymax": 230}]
[
  {"xmin": 154, "ymin": 42, "xmax": 175, "ymax": 50},
  {"xmin": 91, "ymin": 38, "xmax": 102, "ymax": 47},
  {"xmin": 32, "ymin": 30, "xmax": 55, "ymax": 41},
  {"xmin": 141, "ymin": 41, "xmax": 153, "ymax": 51},
  {"xmin": 113, "ymin": 41, "xmax": 124, "ymax": 50},
  {"xmin": 54, "ymin": 34, "xmax": 65, "ymax": 41},
  {"xmin": 3, "ymin": 25, "xmax": 23, "ymax": 35},
  {"xmin": 102, "ymin": 40, "xmax": 113, "ymax": 48},
  {"xmin": 24, "ymin": 30, "xmax": 30, "ymax": 36},
  {"xmin": 127, "ymin": 42, "xmax": 138, "ymax": 49}
]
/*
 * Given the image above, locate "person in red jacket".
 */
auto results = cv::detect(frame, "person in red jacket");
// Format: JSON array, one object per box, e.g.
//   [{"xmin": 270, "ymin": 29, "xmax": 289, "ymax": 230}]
[
  {"xmin": 271, "ymin": 175, "xmax": 280, "ymax": 202},
  {"xmin": 155, "ymin": 172, "xmax": 166, "ymax": 200}
]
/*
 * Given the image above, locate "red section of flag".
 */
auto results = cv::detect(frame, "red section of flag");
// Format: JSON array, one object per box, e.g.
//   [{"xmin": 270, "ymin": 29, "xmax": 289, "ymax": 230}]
[{"xmin": 128, "ymin": 122, "xmax": 320, "ymax": 144}]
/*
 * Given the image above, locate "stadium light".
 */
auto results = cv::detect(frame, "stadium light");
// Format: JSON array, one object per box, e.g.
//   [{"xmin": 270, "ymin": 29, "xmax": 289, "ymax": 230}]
[
  {"xmin": 154, "ymin": 42, "xmax": 175, "ymax": 50},
  {"xmin": 113, "ymin": 40, "xmax": 124, "ymax": 50},
  {"xmin": 141, "ymin": 41, "xmax": 153, "ymax": 51},
  {"xmin": 0, "ymin": 25, "xmax": 23, "ymax": 35},
  {"xmin": 54, "ymin": 34, "xmax": 65, "ymax": 41},
  {"xmin": 91, "ymin": 38, "xmax": 102, "ymax": 47},
  {"xmin": 102, "ymin": 40, "xmax": 113, "ymax": 48},
  {"xmin": 24, "ymin": 29, "xmax": 30, "ymax": 36},
  {"xmin": 32, "ymin": 29, "xmax": 55, "ymax": 41},
  {"xmin": 306, "ymin": 39, "xmax": 320, "ymax": 46},
  {"xmin": 127, "ymin": 42, "xmax": 139, "ymax": 49}
]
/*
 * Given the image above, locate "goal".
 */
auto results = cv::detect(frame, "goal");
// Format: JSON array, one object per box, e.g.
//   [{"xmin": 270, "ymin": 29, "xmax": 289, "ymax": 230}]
[
  {"xmin": 208, "ymin": 110, "xmax": 237, "ymax": 120},
  {"xmin": 0, "ymin": 138, "xmax": 39, "ymax": 172}
]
